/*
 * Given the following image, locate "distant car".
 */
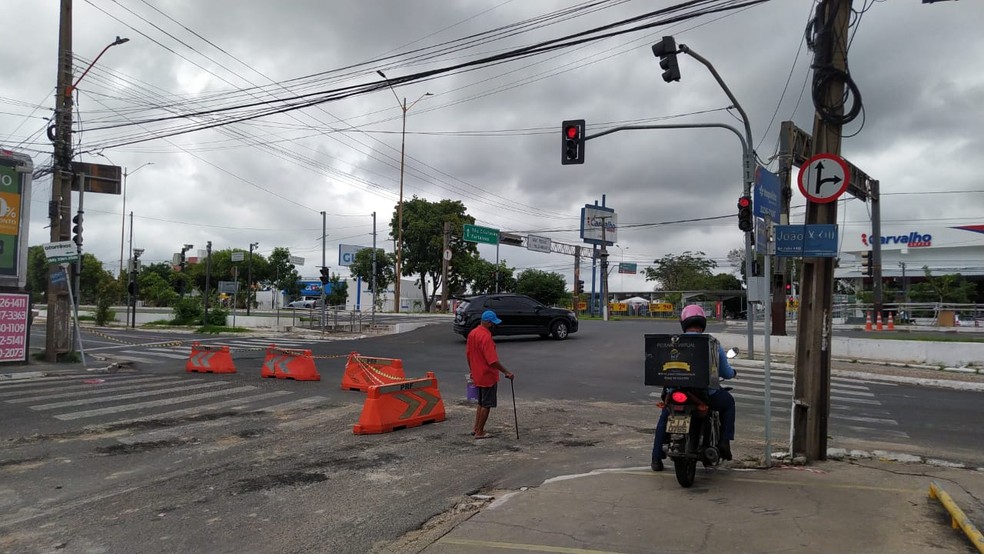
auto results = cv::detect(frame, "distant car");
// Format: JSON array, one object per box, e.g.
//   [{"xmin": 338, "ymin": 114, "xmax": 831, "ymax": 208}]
[
  {"xmin": 452, "ymin": 293, "xmax": 578, "ymax": 340},
  {"xmin": 287, "ymin": 299, "xmax": 316, "ymax": 309}
]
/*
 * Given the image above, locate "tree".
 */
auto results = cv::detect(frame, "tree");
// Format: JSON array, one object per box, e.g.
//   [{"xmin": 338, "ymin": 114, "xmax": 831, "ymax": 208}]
[
  {"xmin": 268, "ymin": 247, "xmax": 302, "ymax": 302},
  {"xmin": 465, "ymin": 257, "xmax": 516, "ymax": 295},
  {"xmin": 326, "ymin": 273, "xmax": 348, "ymax": 306},
  {"xmin": 909, "ymin": 267, "xmax": 976, "ymax": 303},
  {"xmin": 727, "ymin": 247, "xmax": 746, "ymax": 285},
  {"xmin": 515, "ymin": 269, "xmax": 567, "ymax": 306},
  {"xmin": 137, "ymin": 271, "xmax": 178, "ymax": 307},
  {"xmin": 25, "ymin": 246, "xmax": 48, "ymax": 302},
  {"xmin": 79, "ymin": 253, "xmax": 111, "ymax": 304},
  {"xmin": 644, "ymin": 251, "xmax": 717, "ymax": 292},
  {"xmin": 350, "ymin": 248, "xmax": 395, "ymax": 295},
  {"xmin": 391, "ymin": 197, "xmax": 478, "ymax": 311}
]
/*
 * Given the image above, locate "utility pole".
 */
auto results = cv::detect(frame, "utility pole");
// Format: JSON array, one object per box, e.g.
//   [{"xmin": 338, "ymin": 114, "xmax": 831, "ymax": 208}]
[
  {"xmin": 600, "ymin": 217, "xmax": 611, "ymax": 321},
  {"xmin": 204, "ymin": 241, "xmax": 212, "ymax": 322},
  {"xmin": 792, "ymin": 0, "xmax": 854, "ymax": 462},
  {"xmin": 247, "ymin": 242, "xmax": 258, "ymax": 315},
  {"xmin": 574, "ymin": 246, "xmax": 581, "ymax": 313},
  {"xmin": 869, "ymin": 180, "xmax": 883, "ymax": 319},
  {"xmin": 371, "ymin": 211, "xmax": 377, "ymax": 326},
  {"xmin": 441, "ymin": 221, "xmax": 450, "ymax": 313},
  {"xmin": 45, "ymin": 0, "xmax": 73, "ymax": 361}
]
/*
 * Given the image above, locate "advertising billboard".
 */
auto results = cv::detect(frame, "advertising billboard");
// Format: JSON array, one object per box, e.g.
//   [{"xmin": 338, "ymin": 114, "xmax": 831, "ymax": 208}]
[{"xmin": 580, "ymin": 205, "xmax": 617, "ymax": 246}]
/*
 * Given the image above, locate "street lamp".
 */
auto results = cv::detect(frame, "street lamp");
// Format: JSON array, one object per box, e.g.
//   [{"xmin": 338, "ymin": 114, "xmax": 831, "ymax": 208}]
[
  {"xmin": 377, "ymin": 69, "xmax": 431, "ymax": 313},
  {"xmin": 66, "ymin": 37, "xmax": 129, "ymax": 97},
  {"xmin": 119, "ymin": 162, "xmax": 153, "ymax": 276},
  {"xmin": 247, "ymin": 242, "xmax": 258, "ymax": 315}
]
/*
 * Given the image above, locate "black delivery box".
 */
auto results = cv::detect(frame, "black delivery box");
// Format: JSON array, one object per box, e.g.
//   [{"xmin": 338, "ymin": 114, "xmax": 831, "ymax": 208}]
[{"xmin": 644, "ymin": 333, "xmax": 720, "ymax": 388}]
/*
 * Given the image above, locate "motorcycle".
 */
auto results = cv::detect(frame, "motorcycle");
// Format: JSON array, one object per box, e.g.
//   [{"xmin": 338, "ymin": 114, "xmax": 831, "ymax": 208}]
[{"xmin": 661, "ymin": 348, "xmax": 737, "ymax": 488}]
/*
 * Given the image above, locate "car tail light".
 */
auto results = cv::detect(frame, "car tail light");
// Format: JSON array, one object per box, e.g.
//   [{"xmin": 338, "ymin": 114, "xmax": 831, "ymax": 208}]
[{"xmin": 670, "ymin": 391, "xmax": 688, "ymax": 404}]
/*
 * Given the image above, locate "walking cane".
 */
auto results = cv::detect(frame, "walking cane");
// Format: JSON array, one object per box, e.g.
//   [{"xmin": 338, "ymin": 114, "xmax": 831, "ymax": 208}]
[{"xmin": 509, "ymin": 377, "xmax": 519, "ymax": 440}]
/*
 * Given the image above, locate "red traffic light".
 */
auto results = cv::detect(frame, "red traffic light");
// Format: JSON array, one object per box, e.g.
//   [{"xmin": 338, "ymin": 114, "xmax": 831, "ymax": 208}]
[
  {"xmin": 566, "ymin": 126, "xmax": 579, "ymax": 139},
  {"xmin": 737, "ymin": 196, "xmax": 751, "ymax": 209}
]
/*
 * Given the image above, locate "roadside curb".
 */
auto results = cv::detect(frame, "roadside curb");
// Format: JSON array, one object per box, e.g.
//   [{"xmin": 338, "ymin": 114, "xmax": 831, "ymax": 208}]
[{"xmin": 730, "ymin": 358, "xmax": 984, "ymax": 391}]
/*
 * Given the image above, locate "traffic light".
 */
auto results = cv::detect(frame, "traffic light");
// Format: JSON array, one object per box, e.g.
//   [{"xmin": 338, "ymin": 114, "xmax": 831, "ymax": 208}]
[
  {"xmin": 860, "ymin": 251, "xmax": 872, "ymax": 277},
  {"xmin": 737, "ymin": 196, "xmax": 753, "ymax": 232},
  {"xmin": 574, "ymin": 280, "xmax": 584, "ymax": 295},
  {"xmin": 651, "ymin": 36, "xmax": 681, "ymax": 83},
  {"xmin": 561, "ymin": 119, "xmax": 585, "ymax": 165},
  {"xmin": 319, "ymin": 266, "xmax": 331, "ymax": 285},
  {"xmin": 71, "ymin": 213, "xmax": 83, "ymax": 247}
]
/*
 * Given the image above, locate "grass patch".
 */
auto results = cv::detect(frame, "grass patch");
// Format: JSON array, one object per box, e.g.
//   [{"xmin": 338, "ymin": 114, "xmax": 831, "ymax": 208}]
[
  {"xmin": 31, "ymin": 351, "xmax": 82, "ymax": 363},
  {"xmin": 194, "ymin": 325, "xmax": 250, "ymax": 334},
  {"xmin": 76, "ymin": 315, "xmax": 95, "ymax": 322}
]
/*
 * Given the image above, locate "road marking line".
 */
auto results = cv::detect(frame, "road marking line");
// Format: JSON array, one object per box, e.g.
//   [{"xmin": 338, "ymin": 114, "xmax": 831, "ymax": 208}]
[
  {"xmin": 143, "ymin": 348, "xmax": 193, "ymax": 359},
  {"xmin": 30, "ymin": 382, "xmax": 230, "ymax": 410},
  {"xmin": 88, "ymin": 390, "xmax": 294, "ymax": 429},
  {"xmin": 54, "ymin": 386, "xmax": 258, "ymax": 420},
  {"xmin": 439, "ymin": 538, "xmax": 626, "ymax": 554},
  {"xmin": 0, "ymin": 375, "xmax": 132, "ymax": 389},
  {"xmin": 253, "ymin": 395, "xmax": 328, "ymax": 413},
  {"xmin": 0, "ymin": 376, "xmax": 176, "ymax": 398},
  {"xmin": 4, "ymin": 377, "xmax": 193, "ymax": 402}
]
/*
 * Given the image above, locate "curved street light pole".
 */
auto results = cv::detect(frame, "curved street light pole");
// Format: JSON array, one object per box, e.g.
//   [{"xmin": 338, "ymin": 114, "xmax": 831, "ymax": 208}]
[{"xmin": 377, "ymin": 70, "xmax": 431, "ymax": 313}]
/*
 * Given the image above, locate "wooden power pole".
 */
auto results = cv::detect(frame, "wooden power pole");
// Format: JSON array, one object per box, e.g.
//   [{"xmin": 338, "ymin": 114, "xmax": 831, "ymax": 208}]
[{"xmin": 792, "ymin": 0, "xmax": 854, "ymax": 462}]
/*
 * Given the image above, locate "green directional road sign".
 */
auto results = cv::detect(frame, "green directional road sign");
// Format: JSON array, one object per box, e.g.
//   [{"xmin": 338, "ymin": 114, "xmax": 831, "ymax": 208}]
[{"xmin": 463, "ymin": 224, "xmax": 499, "ymax": 245}]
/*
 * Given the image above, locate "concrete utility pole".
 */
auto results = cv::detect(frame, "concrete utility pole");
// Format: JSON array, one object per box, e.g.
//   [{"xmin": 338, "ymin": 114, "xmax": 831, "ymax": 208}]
[
  {"xmin": 371, "ymin": 211, "xmax": 377, "ymax": 326},
  {"xmin": 247, "ymin": 242, "xmax": 258, "ymax": 315},
  {"xmin": 600, "ymin": 218, "xmax": 611, "ymax": 321},
  {"xmin": 869, "ymin": 180, "xmax": 883, "ymax": 318},
  {"xmin": 574, "ymin": 246, "xmax": 582, "ymax": 313},
  {"xmin": 45, "ymin": 0, "xmax": 73, "ymax": 361},
  {"xmin": 204, "ymin": 241, "xmax": 212, "ymax": 321},
  {"xmin": 440, "ymin": 221, "xmax": 450, "ymax": 313},
  {"xmin": 792, "ymin": 0, "xmax": 854, "ymax": 462}
]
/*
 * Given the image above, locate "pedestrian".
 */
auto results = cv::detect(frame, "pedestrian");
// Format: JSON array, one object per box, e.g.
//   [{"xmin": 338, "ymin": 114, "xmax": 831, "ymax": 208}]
[{"xmin": 466, "ymin": 309, "xmax": 514, "ymax": 439}]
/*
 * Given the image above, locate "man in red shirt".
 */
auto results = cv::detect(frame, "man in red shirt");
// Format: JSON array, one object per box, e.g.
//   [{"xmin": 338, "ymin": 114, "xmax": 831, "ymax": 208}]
[{"xmin": 467, "ymin": 309, "xmax": 515, "ymax": 439}]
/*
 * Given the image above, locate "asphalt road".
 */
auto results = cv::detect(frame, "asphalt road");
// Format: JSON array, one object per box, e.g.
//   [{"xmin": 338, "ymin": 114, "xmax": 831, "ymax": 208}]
[{"xmin": 5, "ymin": 319, "xmax": 980, "ymax": 552}]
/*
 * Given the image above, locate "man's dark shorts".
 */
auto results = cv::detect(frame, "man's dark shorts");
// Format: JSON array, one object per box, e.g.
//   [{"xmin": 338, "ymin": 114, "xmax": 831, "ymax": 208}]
[{"xmin": 477, "ymin": 383, "xmax": 498, "ymax": 408}]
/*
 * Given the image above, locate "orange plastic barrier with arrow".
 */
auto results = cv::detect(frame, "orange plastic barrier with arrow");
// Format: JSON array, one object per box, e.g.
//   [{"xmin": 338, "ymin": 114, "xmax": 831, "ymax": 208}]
[
  {"xmin": 261, "ymin": 345, "xmax": 321, "ymax": 381},
  {"xmin": 353, "ymin": 372, "xmax": 446, "ymax": 434},
  {"xmin": 186, "ymin": 342, "xmax": 236, "ymax": 374},
  {"xmin": 341, "ymin": 352, "xmax": 406, "ymax": 391}
]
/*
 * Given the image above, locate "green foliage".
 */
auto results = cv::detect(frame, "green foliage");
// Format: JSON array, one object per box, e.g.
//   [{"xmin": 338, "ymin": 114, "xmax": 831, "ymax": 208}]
[
  {"xmin": 204, "ymin": 307, "xmax": 229, "ymax": 326},
  {"xmin": 465, "ymin": 257, "xmax": 516, "ymax": 295},
  {"xmin": 392, "ymin": 197, "xmax": 479, "ymax": 311},
  {"xmin": 909, "ymin": 267, "xmax": 977, "ymax": 303},
  {"xmin": 350, "ymin": 248, "xmax": 394, "ymax": 294},
  {"xmin": 326, "ymin": 273, "xmax": 348, "ymax": 306},
  {"xmin": 644, "ymin": 251, "xmax": 718, "ymax": 291},
  {"xmin": 79, "ymin": 253, "xmax": 111, "ymax": 304},
  {"xmin": 172, "ymin": 297, "xmax": 204, "ymax": 325},
  {"xmin": 267, "ymin": 247, "xmax": 302, "ymax": 301},
  {"xmin": 137, "ymin": 271, "xmax": 178, "ymax": 307},
  {"xmin": 195, "ymin": 325, "xmax": 249, "ymax": 334},
  {"xmin": 94, "ymin": 276, "xmax": 122, "ymax": 326},
  {"xmin": 515, "ymin": 269, "xmax": 567, "ymax": 305},
  {"xmin": 26, "ymin": 245, "xmax": 48, "ymax": 302}
]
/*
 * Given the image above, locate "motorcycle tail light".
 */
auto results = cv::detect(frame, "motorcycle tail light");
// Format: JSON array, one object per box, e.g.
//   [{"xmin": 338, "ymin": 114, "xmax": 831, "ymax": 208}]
[
  {"xmin": 670, "ymin": 391, "xmax": 688, "ymax": 404},
  {"xmin": 697, "ymin": 403, "xmax": 709, "ymax": 414}
]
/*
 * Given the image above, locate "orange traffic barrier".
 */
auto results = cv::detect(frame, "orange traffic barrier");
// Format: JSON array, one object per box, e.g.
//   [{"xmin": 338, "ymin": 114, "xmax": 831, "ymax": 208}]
[
  {"xmin": 262, "ymin": 345, "xmax": 321, "ymax": 381},
  {"xmin": 186, "ymin": 342, "xmax": 236, "ymax": 374},
  {"xmin": 876, "ymin": 312, "xmax": 884, "ymax": 331},
  {"xmin": 341, "ymin": 352, "xmax": 406, "ymax": 391},
  {"xmin": 887, "ymin": 313, "xmax": 895, "ymax": 331},
  {"xmin": 864, "ymin": 312, "xmax": 873, "ymax": 332},
  {"xmin": 353, "ymin": 372, "xmax": 446, "ymax": 434}
]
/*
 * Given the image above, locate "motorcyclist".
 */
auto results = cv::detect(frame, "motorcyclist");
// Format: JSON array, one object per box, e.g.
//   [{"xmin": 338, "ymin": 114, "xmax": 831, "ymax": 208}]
[{"xmin": 651, "ymin": 304, "xmax": 736, "ymax": 471}]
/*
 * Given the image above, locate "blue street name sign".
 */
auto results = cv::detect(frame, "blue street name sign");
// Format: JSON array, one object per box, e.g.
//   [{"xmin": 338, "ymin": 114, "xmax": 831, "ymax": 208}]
[
  {"xmin": 775, "ymin": 224, "xmax": 839, "ymax": 258},
  {"xmin": 754, "ymin": 166, "xmax": 781, "ymax": 221}
]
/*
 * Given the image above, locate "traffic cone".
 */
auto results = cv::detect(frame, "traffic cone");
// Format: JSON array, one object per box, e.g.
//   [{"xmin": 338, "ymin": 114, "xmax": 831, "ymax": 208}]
[
  {"xmin": 887, "ymin": 312, "xmax": 895, "ymax": 331},
  {"xmin": 864, "ymin": 312, "xmax": 872, "ymax": 332},
  {"xmin": 876, "ymin": 312, "xmax": 883, "ymax": 331}
]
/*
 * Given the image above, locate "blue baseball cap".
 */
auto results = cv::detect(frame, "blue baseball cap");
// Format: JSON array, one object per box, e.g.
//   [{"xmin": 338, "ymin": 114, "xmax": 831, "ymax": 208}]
[{"xmin": 481, "ymin": 310, "xmax": 502, "ymax": 324}]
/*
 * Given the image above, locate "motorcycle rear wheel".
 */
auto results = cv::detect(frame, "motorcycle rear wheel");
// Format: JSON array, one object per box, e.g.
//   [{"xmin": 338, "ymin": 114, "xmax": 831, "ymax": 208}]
[{"xmin": 674, "ymin": 458, "xmax": 696, "ymax": 487}]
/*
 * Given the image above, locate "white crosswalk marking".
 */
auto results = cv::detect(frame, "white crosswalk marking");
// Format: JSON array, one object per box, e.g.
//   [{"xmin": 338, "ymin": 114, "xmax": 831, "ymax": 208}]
[
  {"xmin": 90, "ymin": 390, "xmax": 295, "ymax": 429},
  {"xmin": 4, "ymin": 377, "xmax": 192, "ymax": 402},
  {"xmin": 55, "ymin": 386, "xmax": 259, "ymax": 420},
  {"xmin": 653, "ymin": 364, "xmax": 910, "ymax": 440},
  {"xmin": 144, "ymin": 348, "xmax": 192, "ymax": 359},
  {"xmin": 31, "ymin": 382, "xmax": 231, "ymax": 411},
  {"xmin": 0, "ymin": 376, "xmax": 177, "ymax": 399}
]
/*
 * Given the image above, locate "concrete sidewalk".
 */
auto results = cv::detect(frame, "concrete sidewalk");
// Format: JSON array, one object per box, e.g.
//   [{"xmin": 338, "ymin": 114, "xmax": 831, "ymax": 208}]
[{"xmin": 417, "ymin": 459, "xmax": 984, "ymax": 554}]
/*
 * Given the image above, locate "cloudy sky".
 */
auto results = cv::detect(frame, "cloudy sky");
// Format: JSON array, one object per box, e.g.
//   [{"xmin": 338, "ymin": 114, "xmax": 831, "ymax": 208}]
[{"xmin": 2, "ymin": 0, "xmax": 981, "ymax": 293}]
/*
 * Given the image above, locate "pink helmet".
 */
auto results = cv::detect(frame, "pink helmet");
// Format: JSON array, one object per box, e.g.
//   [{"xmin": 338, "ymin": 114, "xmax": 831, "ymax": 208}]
[{"xmin": 680, "ymin": 304, "xmax": 707, "ymax": 332}]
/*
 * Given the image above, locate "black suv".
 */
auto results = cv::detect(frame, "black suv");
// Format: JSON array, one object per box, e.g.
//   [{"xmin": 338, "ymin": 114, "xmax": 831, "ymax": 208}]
[{"xmin": 452, "ymin": 294, "xmax": 579, "ymax": 340}]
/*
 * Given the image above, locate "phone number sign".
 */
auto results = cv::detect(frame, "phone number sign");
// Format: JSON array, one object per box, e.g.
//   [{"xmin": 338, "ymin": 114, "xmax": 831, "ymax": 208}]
[{"xmin": 0, "ymin": 293, "xmax": 29, "ymax": 363}]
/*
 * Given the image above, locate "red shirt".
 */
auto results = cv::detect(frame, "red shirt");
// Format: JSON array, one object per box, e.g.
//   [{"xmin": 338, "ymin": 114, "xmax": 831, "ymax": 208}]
[{"xmin": 466, "ymin": 325, "xmax": 500, "ymax": 387}]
